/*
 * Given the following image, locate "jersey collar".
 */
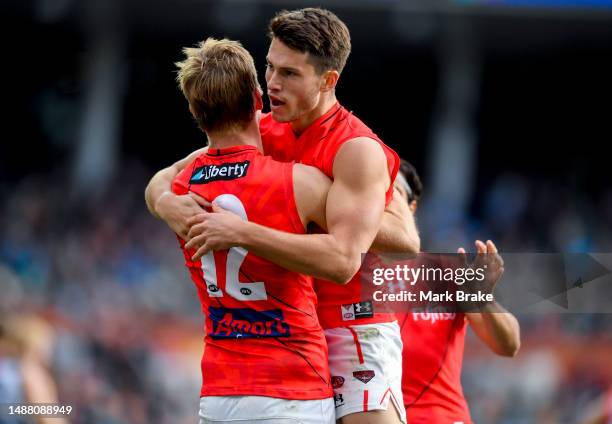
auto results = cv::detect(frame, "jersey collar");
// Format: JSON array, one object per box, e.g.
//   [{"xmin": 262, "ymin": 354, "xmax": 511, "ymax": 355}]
[
  {"xmin": 296, "ymin": 102, "xmax": 345, "ymax": 143},
  {"xmin": 205, "ymin": 144, "xmax": 259, "ymax": 157}
]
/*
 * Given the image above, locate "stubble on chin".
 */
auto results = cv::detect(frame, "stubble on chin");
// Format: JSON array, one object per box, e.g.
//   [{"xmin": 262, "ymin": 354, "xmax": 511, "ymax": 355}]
[{"xmin": 271, "ymin": 111, "xmax": 292, "ymax": 123}]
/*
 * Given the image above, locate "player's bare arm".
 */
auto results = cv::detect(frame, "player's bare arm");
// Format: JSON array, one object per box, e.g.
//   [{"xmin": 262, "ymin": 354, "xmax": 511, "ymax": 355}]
[
  {"xmin": 463, "ymin": 240, "xmax": 521, "ymax": 357},
  {"xmin": 144, "ymin": 145, "xmax": 413, "ymax": 250},
  {"xmin": 467, "ymin": 301, "xmax": 521, "ymax": 357},
  {"xmin": 184, "ymin": 162, "xmax": 351, "ymax": 280},
  {"xmin": 185, "ymin": 137, "xmax": 388, "ymax": 284},
  {"xmin": 292, "ymin": 163, "xmax": 331, "ymax": 231},
  {"xmin": 144, "ymin": 147, "xmax": 209, "ymax": 239}
]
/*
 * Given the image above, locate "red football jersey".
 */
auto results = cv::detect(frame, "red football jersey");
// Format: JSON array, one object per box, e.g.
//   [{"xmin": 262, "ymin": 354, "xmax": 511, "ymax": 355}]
[
  {"xmin": 400, "ymin": 312, "xmax": 472, "ymax": 423},
  {"xmin": 398, "ymin": 257, "xmax": 472, "ymax": 423},
  {"xmin": 172, "ymin": 145, "xmax": 332, "ymax": 400},
  {"xmin": 260, "ymin": 103, "xmax": 400, "ymax": 329}
]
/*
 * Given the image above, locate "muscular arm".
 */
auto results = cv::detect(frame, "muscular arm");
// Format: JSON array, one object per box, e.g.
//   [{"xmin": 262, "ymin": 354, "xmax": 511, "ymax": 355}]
[
  {"xmin": 372, "ymin": 187, "xmax": 420, "ymax": 254},
  {"xmin": 146, "ymin": 144, "xmax": 418, "ymax": 254},
  {"xmin": 144, "ymin": 147, "xmax": 208, "ymax": 238},
  {"xmin": 186, "ymin": 138, "xmax": 388, "ymax": 284},
  {"xmin": 145, "ymin": 146, "xmax": 206, "ymax": 217}
]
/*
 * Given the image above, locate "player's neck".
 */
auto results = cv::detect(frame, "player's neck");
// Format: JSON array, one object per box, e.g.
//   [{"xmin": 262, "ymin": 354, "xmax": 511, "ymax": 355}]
[
  {"xmin": 291, "ymin": 92, "xmax": 338, "ymax": 137},
  {"xmin": 206, "ymin": 119, "xmax": 263, "ymax": 152}
]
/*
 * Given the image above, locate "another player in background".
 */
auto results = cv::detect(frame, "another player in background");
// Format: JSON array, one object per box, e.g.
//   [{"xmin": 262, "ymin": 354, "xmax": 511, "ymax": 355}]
[
  {"xmin": 395, "ymin": 159, "xmax": 521, "ymax": 424},
  {"xmin": 146, "ymin": 8, "xmax": 419, "ymax": 424},
  {"xmin": 166, "ymin": 37, "xmax": 370, "ymax": 423}
]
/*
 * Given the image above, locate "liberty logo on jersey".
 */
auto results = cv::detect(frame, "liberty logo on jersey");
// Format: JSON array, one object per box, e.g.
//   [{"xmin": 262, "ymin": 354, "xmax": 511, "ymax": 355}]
[
  {"xmin": 189, "ymin": 161, "xmax": 250, "ymax": 184},
  {"xmin": 208, "ymin": 307, "xmax": 290, "ymax": 339}
]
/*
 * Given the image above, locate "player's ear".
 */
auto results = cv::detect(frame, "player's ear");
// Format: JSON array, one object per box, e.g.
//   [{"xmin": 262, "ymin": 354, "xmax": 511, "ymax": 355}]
[
  {"xmin": 321, "ymin": 70, "xmax": 339, "ymax": 92},
  {"xmin": 188, "ymin": 102, "xmax": 196, "ymax": 118},
  {"xmin": 409, "ymin": 200, "xmax": 418, "ymax": 214},
  {"xmin": 254, "ymin": 89, "xmax": 263, "ymax": 111}
]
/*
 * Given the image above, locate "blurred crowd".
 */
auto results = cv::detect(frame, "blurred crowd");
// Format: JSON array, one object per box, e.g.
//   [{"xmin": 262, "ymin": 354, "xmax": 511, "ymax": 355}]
[
  {"xmin": 420, "ymin": 172, "xmax": 612, "ymax": 254},
  {"xmin": 1, "ymin": 163, "xmax": 611, "ymax": 423},
  {"xmin": 0, "ymin": 165, "xmax": 202, "ymax": 424}
]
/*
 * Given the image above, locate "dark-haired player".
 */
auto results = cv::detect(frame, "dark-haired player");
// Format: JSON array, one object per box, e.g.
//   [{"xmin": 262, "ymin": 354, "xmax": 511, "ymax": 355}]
[
  {"xmin": 146, "ymin": 9, "xmax": 419, "ymax": 424},
  {"xmin": 395, "ymin": 159, "xmax": 520, "ymax": 424}
]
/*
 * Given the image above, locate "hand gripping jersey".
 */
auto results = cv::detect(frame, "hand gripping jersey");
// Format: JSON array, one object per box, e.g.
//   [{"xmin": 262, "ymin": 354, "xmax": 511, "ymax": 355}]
[
  {"xmin": 260, "ymin": 103, "xmax": 400, "ymax": 329},
  {"xmin": 172, "ymin": 145, "xmax": 332, "ymax": 400},
  {"xmin": 398, "ymin": 255, "xmax": 472, "ymax": 423}
]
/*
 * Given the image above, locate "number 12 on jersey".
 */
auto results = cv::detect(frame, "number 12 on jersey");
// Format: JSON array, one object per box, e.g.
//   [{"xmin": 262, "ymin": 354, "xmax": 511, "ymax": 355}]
[{"xmin": 200, "ymin": 194, "xmax": 267, "ymax": 301}]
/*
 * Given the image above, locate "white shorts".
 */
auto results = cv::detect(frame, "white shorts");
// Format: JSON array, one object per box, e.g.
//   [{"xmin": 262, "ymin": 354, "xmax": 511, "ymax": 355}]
[
  {"xmin": 325, "ymin": 321, "xmax": 406, "ymax": 423},
  {"xmin": 198, "ymin": 395, "xmax": 335, "ymax": 424}
]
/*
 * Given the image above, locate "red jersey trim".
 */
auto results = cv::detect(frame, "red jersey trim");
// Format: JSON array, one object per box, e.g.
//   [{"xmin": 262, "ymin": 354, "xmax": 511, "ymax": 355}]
[
  {"xmin": 205, "ymin": 145, "xmax": 258, "ymax": 157},
  {"xmin": 201, "ymin": 385, "xmax": 333, "ymax": 400},
  {"xmin": 348, "ymin": 327, "xmax": 365, "ymax": 364},
  {"xmin": 322, "ymin": 131, "xmax": 399, "ymax": 207},
  {"xmin": 310, "ymin": 102, "xmax": 343, "ymax": 129}
]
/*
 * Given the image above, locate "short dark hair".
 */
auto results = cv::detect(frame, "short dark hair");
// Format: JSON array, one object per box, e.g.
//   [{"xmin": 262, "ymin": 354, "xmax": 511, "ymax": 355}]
[
  {"xmin": 399, "ymin": 159, "xmax": 423, "ymax": 201},
  {"xmin": 268, "ymin": 8, "xmax": 351, "ymax": 74}
]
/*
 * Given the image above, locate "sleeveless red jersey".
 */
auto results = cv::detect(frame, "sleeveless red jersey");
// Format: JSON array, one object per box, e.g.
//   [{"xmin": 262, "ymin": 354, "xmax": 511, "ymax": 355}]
[
  {"xmin": 260, "ymin": 103, "xmax": 400, "ymax": 329},
  {"xmin": 400, "ymin": 311, "xmax": 472, "ymax": 423},
  {"xmin": 398, "ymin": 255, "xmax": 472, "ymax": 422},
  {"xmin": 397, "ymin": 254, "xmax": 472, "ymax": 424},
  {"xmin": 172, "ymin": 145, "xmax": 332, "ymax": 400}
]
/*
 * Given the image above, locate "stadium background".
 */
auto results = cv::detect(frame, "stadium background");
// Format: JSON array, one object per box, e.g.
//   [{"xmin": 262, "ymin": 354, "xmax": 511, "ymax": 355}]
[{"xmin": 1, "ymin": 0, "xmax": 612, "ymax": 422}]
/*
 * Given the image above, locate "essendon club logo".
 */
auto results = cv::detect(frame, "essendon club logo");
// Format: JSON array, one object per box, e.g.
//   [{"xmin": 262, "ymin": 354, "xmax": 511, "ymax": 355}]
[
  {"xmin": 331, "ymin": 376, "xmax": 345, "ymax": 389},
  {"xmin": 189, "ymin": 161, "xmax": 250, "ymax": 184},
  {"xmin": 208, "ymin": 307, "xmax": 290, "ymax": 339},
  {"xmin": 353, "ymin": 370, "xmax": 375, "ymax": 384}
]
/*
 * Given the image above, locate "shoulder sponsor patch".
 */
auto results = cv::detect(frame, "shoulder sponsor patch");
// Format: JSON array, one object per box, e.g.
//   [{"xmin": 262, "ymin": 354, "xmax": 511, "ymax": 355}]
[
  {"xmin": 208, "ymin": 307, "xmax": 290, "ymax": 339},
  {"xmin": 190, "ymin": 160, "xmax": 250, "ymax": 184}
]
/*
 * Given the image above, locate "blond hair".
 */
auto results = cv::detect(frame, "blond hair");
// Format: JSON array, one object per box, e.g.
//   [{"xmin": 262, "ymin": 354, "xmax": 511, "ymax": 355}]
[{"xmin": 176, "ymin": 38, "xmax": 261, "ymax": 133}]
